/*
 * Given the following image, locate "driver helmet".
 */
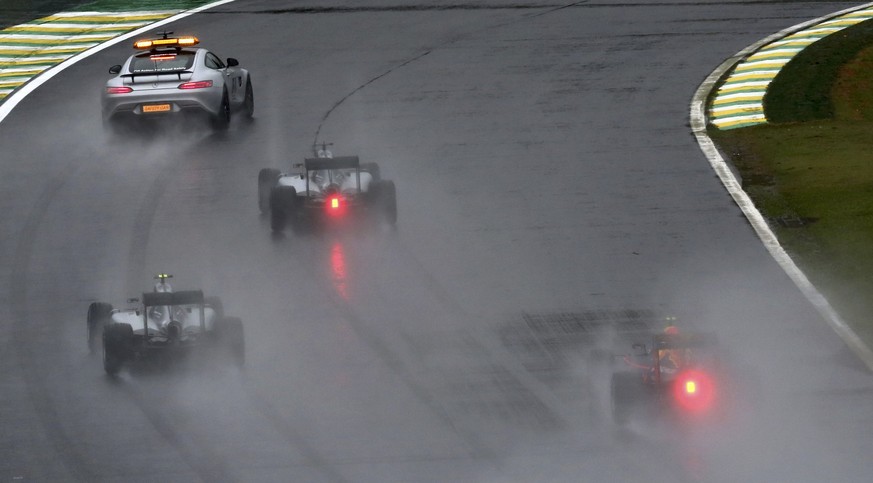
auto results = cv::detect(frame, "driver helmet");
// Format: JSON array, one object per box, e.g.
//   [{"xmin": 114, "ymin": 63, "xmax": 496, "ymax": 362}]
[
  {"xmin": 663, "ymin": 316, "xmax": 679, "ymax": 335},
  {"xmin": 154, "ymin": 280, "xmax": 172, "ymax": 293}
]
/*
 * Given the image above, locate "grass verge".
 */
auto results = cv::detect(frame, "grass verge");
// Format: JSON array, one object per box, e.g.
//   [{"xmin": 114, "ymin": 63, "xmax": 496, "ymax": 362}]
[{"xmin": 709, "ymin": 19, "xmax": 873, "ymax": 344}]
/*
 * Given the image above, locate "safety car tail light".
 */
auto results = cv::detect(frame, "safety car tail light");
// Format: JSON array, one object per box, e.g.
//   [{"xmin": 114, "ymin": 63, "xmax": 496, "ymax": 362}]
[
  {"xmin": 178, "ymin": 80, "xmax": 213, "ymax": 90},
  {"xmin": 672, "ymin": 369, "xmax": 715, "ymax": 413},
  {"xmin": 106, "ymin": 86, "xmax": 133, "ymax": 94}
]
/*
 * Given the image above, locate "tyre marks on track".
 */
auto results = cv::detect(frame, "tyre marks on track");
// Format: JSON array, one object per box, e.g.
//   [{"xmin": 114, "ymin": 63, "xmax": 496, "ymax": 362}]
[
  {"xmin": 124, "ymin": 147, "xmax": 349, "ymax": 483},
  {"xmin": 9, "ymin": 163, "xmax": 98, "ymax": 481},
  {"xmin": 243, "ymin": 385, "xmax": 350, "ymax": 483},
  {"xmin": 114, "ymin": 379, "xmax": 240, "ymax": 483},
  {"xmin": 266, "ymin": 233, "xmax": 501, "ymax": 463},
  {"xmin": 311, "ymin": 1, "xmax": 588, "ymax": 144}
]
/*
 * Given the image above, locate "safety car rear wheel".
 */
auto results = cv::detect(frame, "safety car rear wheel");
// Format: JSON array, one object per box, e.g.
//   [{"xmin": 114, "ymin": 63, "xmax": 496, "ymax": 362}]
[
  {"xmin": 87, "ymin": 302, "xmax": 113, "ymax": 354},
  {"xmin": 211, "ymin": 90, "xmax": 231, "ymax": 130},
  {"xmin": 103, "ymin": 323, "xmax": 133, "ymax": 375},
  {"xmin": 243, "ymin": 76, "xmax": 254, "ymax": 119},
  {"xmin": 258, "ymin": 168, "xmax": 280, "ymax": 213}
]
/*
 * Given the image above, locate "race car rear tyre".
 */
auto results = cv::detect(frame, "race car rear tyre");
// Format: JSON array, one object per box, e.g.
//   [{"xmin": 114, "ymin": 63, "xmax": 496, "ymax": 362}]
[
  {"xmin": 270, "ymin": 186, "xmax": 298, "ymax": 232},
  {"xmin": 610, "ymin": 372, "xmax": 643, "ymax": 424},
  {"xmin": 258, "ymin": 168, "xmax": 280, "ymax": 213},
  {"xmin": 215, "ymin": 317, "xmax": 245, "ymax": 368},
  {"xmin": 206, "ymin": 296, "xmax": 224, "ymax": 319},
  {"xmin": 103, "ymin": 323, "xmax": 133, "ymax": 375},
  {"xmin": 377, "ymin": 180, "xmax": 397, "ymax": 226},
  {"xmin": 211, "ymin": 90, "xmax": 231, "ymax": 130},
  {"xmin": 87, "ymin": 302, "xmax": 113, "ymax": 354},
  {"xmin": 361, "ymin": 162, "xmax": 381, "ymax": 182},
  {"xmin": 243, "ymin": 76, "xmax": 254, "ymax": 119}
]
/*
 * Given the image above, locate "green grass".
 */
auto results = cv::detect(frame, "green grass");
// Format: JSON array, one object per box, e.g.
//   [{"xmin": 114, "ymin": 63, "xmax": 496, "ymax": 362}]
[
  {"xmin": 710, "ymin": 19, "xmax": 873, "ymax": 343},
  {"xmin": 765, "ymin": 18, "xmax": 873, "ymax": 122}
]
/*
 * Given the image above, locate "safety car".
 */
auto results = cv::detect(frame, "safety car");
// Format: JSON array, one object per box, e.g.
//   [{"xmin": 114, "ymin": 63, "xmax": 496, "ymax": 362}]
[
  {"xmin": 258, "ymin": 144, "xmax": 397, "ymax": 233},
  {"xmin": 610, "ymin": 331, "xmax": 740, "ymax": 424},
  {"xmin": 87, "ymin": 274, "xmax": 244, "ymax": 375},
  {"xmin": 101, "ymin": 31, "xmax": 253, "ymax": 131}
]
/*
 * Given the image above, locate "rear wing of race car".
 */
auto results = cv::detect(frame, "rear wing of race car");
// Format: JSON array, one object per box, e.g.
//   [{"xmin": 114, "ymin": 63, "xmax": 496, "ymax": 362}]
[
  {"xmin": 140, "ymin": 290, "xmax": 206, "ymax": 335},
  {"xmin": 653, "ymin": 332, "xmax": 718, "ymax": 350},
  {"xmin": 142, "ymin": 290, "xmax": 204, "ymax": 307},
  {"xmin": 304, "ymin": 156, "xmax": 360, "ymax": 171}
]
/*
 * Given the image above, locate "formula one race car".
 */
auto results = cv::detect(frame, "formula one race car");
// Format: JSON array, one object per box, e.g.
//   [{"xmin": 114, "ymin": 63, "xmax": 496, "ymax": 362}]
[
  {"xmin": 86, "ymin": 274, "xmax": 244, "ymax": 375},
  {"xmin": 258, "ymin": 144, "xmax": 397, "ymax": 233},
  {"xmin": 610, "ymin": 331, "xmax": 742, "ymax": 424},
  {"xmin": 102, "ymin": 31, "xmax": 253, "ymax": 131}
]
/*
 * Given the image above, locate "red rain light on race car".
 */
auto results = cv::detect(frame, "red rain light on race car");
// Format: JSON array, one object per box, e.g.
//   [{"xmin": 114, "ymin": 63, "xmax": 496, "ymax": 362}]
[
  {"xmin": 325, "ymin": 195, "xmax": 346, "ymax": 217},
  {"xmin": 685, "ymin": 380, "xmax": 697, "ymax": 394},
  {"xmin": 178, "ymin": 80, "xmax": 213, "ymax": 90},
  {"xmin": 673, "ymin": 369, "xmax": 715, "ymax": 413},
  {"xmin": 106, "ymin": 86, "xmax": 133, "ymax": 94}
]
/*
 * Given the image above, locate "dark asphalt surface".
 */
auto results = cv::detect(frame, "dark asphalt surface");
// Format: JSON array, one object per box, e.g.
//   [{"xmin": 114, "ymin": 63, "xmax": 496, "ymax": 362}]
[{"xmin": 1, "ymin": 1, "xmax": 872, "ymax": 481}]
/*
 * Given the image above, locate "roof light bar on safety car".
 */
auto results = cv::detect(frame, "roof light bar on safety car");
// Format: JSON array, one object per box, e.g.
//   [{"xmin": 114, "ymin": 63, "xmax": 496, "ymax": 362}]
[{"xmin": 134, "ymin": 36, "xmax": 199, "ymax": 50}]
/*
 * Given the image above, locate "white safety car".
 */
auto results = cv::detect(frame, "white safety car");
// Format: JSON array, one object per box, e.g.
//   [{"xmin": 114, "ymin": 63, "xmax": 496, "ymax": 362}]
[{"xmin": 101, "ymin": 31, "xmax": 253, "ymax": 131}]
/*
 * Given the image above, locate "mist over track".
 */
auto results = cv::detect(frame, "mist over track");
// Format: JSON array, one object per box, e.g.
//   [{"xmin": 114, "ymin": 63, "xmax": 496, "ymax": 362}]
[{"xmin": 1, "ymin": 1, "xmax": 871, "ymax": 481}]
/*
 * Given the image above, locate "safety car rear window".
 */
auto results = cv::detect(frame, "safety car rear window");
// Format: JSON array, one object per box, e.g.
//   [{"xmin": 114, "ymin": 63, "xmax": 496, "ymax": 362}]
[{"xmin": 129, "ymin": 51, "xmax": 195, "ymax": 73}]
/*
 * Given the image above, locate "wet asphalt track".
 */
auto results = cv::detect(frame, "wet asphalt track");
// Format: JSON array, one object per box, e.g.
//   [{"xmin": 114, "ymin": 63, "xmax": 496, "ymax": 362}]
[{"xmin": 2, "ymin": 1, "xmax": 873, "ymax": 481}]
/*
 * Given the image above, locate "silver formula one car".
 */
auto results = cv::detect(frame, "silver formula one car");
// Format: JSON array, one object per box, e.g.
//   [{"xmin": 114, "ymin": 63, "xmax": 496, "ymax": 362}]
[
  {"xmin": 101, "ymin": 32, "xmax": 253, "ymax": 131},
  {"xmin": 258, "ymin": 144, "xmax": 397, "ymax": 233},
  {"xmin": 87, "ymin": 274, "xmax": 244, "ymax": 375}
]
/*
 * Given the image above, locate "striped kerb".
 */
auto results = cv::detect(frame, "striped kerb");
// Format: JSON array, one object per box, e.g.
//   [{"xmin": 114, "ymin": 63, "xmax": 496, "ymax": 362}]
[
  {"xmin": 0, "ymin": 11, "xmax": 182, "ymax": 100},
  {"xmin": 710, "ymin": 6, "xmax": 873, "ymax": 130}
]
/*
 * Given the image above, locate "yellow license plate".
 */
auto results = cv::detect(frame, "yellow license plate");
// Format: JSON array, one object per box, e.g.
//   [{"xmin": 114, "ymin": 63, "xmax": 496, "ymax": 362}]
[{"xmin": 142, "ymin": 104, "xmax": 171, "ymax": 113}]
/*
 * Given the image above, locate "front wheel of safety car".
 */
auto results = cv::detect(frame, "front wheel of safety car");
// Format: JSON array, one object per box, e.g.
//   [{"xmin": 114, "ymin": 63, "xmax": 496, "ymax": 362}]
[
  {"xmin": 103, "ymin": 323, "xmax": 133, "ymax": 375},
  {"xmin": 87, "ymin": 302, "xmax": 113, "ymax": 354},
  {"xmin": 258, "ymin": 168, "xmax": 280, "ymax": 213}
]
